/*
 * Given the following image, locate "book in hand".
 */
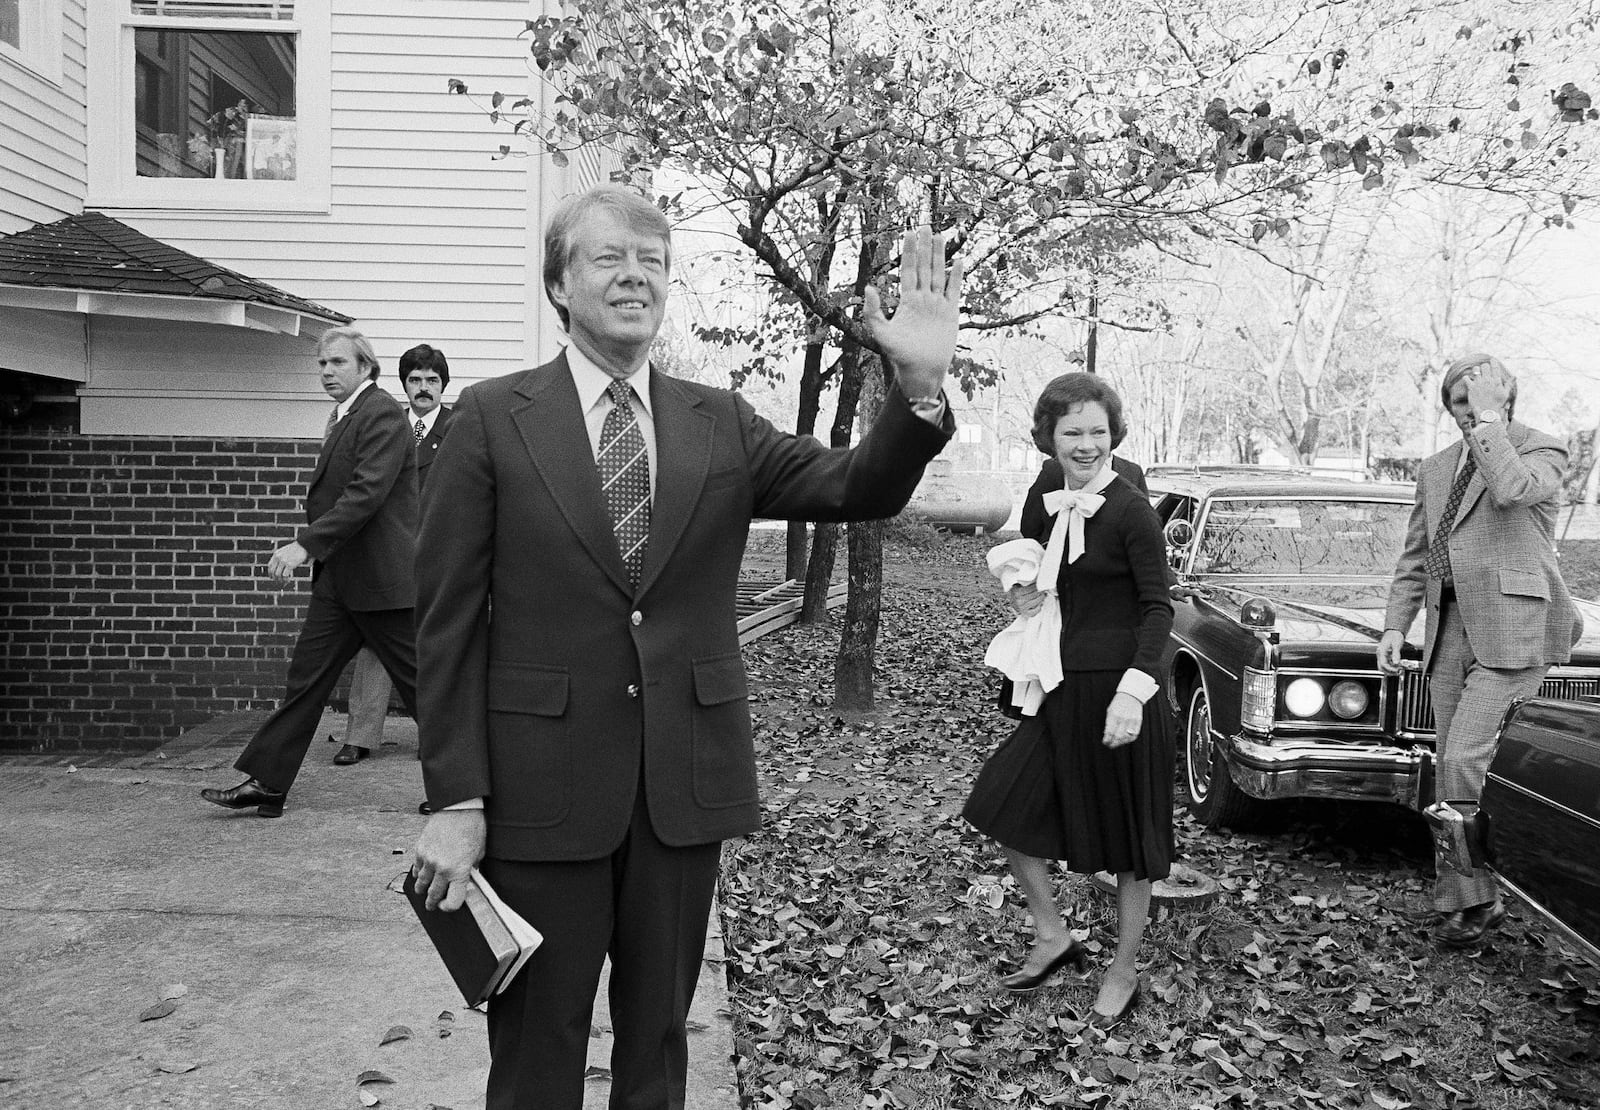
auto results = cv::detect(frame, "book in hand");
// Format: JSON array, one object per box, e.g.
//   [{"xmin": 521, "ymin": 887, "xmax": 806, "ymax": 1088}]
[{"xmin": 402, "ymin": 868, "xmax": 542, "ymax": 1007}]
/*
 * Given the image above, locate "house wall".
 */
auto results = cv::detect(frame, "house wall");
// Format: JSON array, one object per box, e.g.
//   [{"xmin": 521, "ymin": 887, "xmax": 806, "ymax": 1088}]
[
  {"xmin": 0, "ymin": 0, "xmax": 87, "ymax": 233},
  {"xmin": 0, "ymin": 427, "xmax": 320, "ymax": 751},
  {"xmin": 100, "ymin": 0, "xmax": 541, "ymax": 432}
]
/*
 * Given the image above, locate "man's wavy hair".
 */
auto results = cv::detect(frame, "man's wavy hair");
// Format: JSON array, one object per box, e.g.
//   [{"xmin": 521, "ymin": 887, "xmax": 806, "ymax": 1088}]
[{"xmin": 542, "ymin": 185, "xmax": 672, "ymax": 329}]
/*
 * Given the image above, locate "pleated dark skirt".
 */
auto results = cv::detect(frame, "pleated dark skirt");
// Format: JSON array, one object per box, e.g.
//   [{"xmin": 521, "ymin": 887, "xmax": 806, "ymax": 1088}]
[{"xmin": 963, "ymin": 670, "xmax": 1175, "ymax": 881}]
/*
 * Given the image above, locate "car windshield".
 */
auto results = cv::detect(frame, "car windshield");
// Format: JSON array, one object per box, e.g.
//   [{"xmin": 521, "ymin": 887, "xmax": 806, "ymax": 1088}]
[{"xmin": 1192, "ymin": 498, "xmax": 1411, "ymax": 576}]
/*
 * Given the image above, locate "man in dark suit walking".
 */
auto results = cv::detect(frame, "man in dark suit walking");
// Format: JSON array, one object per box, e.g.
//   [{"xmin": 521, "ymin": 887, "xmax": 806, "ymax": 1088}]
[
  {"xmin": 201, "ymin": 327, "xmax": 421, "ymax": 816},
  {"xmin": 407, "ymin": 185, "xmax": 962, "ymax": 1109},
  {"xmin": 332, "ymin": 343, "xmax": 456, "ymax": 766},
  {"xmin": 1379, "ymin": 353, "xmax": 1583, "ymax": 946}
]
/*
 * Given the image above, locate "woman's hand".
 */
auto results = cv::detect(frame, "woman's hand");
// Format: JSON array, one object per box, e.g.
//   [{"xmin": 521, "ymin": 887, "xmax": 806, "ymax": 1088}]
[
  {"xmin": 1102, "ymin": 692, "xmax": 1143, "ymax": 749},
  {"xmin": 1007, "ymin": 582, "xmax": 1046, "ymax": 617}
]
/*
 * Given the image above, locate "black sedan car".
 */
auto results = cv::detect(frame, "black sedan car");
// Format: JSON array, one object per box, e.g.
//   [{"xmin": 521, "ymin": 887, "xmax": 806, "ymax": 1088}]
[
  {"xmin": 1482, "ymin": 696, "xmax": 1600, "ymax": 965},
  {"xmin": 1155, "ymin": 468, "xmax": 1600, "ymax": 829}
]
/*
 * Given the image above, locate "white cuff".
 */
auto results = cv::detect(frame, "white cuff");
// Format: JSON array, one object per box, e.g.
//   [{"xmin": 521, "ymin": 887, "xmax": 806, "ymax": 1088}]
[
  {"xmin": 442, "ymin": 797, "xmax": 485, "ymax": 811},
  {"xmin": 1115, "ymin": 670, "xmax": 1159, "ymax": 704}
]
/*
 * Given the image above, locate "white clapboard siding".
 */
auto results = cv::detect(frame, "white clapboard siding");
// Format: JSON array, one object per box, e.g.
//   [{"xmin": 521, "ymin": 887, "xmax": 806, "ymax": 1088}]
[
  {"xmin": 0, "ymin": 1, "xmax": 88, "ymax": 234},
  {"xmin": 113, "ymin": 0, "xmax": 540, "ymax": 412}
]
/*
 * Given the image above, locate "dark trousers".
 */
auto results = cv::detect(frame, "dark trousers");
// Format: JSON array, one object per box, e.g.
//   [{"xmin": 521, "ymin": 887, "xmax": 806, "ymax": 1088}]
[
  {"xmin": 480, "ymin": 789, "xmax": 721, "ymax": 1110},
  {"xmin": 235, "ymin": 585, "xmax": 418, "ymax": 793}
]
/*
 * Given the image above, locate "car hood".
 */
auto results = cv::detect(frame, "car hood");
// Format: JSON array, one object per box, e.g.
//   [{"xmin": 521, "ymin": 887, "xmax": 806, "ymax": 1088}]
[{"xmin": 1200, "ymin": 578, "xmax": 1600, "ymax": 659}]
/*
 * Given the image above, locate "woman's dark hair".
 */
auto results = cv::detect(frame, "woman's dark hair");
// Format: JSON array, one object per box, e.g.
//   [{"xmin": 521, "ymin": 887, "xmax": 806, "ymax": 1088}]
[{"xmin": 1030, "ymin": 372, "xmax": 1127, "ymax": 454}]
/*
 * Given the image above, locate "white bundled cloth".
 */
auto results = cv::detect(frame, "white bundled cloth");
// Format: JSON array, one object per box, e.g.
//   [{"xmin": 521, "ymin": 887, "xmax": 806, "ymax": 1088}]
[{"xmin": 984, "ymin": 464, "xmax": 1115, "ymax": 716}]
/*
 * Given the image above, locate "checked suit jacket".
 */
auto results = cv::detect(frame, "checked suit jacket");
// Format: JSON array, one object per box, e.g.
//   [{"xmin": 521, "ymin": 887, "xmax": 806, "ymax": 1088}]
[
  {"xmin": 414, "ymin": 353, "xmax": 953, "ymax": 861},
  {"xmin": 1385, "ymin": 419, "xmax": 1583, "ymax": 673}
]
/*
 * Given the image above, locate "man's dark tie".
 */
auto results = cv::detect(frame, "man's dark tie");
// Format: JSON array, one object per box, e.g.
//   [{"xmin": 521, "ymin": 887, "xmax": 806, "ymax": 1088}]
[
  {"xmin": 1424, "ymin": 453, "xmax": 1477, "ymax": 582},
  {"xmin": 414, "ymin": 417, "xmax": 426, "ymax": 445},
  {"xmin": 598, "ymin": 379, "xmax": 650, "ymax": 587},
  {"xmin": 323, "ymin": 404, "xmax": 339, "ymax": 443}
]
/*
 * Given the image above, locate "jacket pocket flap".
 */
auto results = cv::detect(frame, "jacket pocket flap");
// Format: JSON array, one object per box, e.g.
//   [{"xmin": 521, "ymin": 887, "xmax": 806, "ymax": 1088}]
[
  {"xmin": 1498, "ymin": 568, "xmax": 1550, "ymax": 600},
  {"xmin": 487, "ymin": 665, "xmax": 569, "ymax": 716},
  {"xmin": 693, "ymin": 654, "xmax": 749, "ymax": 706}
]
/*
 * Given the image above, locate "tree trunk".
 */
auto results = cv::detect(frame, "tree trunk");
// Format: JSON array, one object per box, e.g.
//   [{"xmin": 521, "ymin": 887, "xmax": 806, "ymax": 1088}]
[
  {"xmin": 786, "ymin": 336, "xmax": 830, "ymax": 579},
  {"xmin": 833, "ymin": 360, "xmax": 885, "ymax": 712},
  {"xmin": 800, "ymin": 343, "xmax": 863, "ymax": 623}
]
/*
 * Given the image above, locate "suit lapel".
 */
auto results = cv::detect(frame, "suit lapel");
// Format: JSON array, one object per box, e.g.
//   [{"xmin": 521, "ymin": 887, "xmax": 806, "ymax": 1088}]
[
  {"xmin": 510, "ymin": 355, "xmax": 634, "ymax": 594},
  {"xmin": 639, "ymin": 371, "xmax": 714, "ymax": 596},
  {"xmin": 310, "ymin": 383, "xmax": 374, "ymax": 486}
]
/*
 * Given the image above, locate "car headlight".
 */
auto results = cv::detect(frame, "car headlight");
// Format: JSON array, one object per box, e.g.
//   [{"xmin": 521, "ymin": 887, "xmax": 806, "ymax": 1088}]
[
  {"xmin": 1328, "ymin": 680, "xmax": 1370, "ymax": 720},
  {"xmin": 1283, "ymin": 678, "xmax": 1326, "ymax": 718}
]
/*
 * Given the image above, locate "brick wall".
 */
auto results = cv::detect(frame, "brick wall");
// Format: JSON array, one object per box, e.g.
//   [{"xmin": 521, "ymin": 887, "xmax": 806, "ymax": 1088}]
[{"xmin": 0, "ymin": 429, "xmax": 329, "ymax": 752}]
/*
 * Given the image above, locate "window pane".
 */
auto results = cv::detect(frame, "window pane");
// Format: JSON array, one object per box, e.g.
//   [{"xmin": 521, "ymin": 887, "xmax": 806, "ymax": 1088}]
[
  {"xmin": 133, "ymin": 27, "xmax": 296, "ymax": 180},
  {"xmin": 0, "ymin": 0, "xmax": 20, "ymax": 50}
]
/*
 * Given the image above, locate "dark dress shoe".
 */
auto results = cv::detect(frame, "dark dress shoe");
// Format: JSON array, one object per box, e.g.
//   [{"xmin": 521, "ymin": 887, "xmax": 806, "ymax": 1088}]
[
  {"xmin": 999, "ymin": 940, "xmax": 1091, "ymax": 992},
  {"xmin": 200, "ymin": 778, "xmax": 286, "ymax": 818},
  {"xmin": 1435, "ymin": 898, "xmax": 1506, "ymax": 947},
  {"xmin": 332, "ymin": 744, "xmax": 369, "ymax": 765},
  {"xmin": 1090, "ymin": 980, "xmax": 1142, "ymax": 1031},
  {"xmin": 418, "ymin": 801, "xmax": 433, "ymax": 815}
]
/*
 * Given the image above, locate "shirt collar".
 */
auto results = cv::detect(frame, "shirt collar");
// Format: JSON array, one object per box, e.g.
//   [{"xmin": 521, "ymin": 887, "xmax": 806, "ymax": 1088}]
[
  {"xmin": 566, "ymin": 343, "xmax": 653, "ymax": 417},
  {"xmin": 409, "ymin": 405, "xmax": 442, "ymax": 433},
  {"xmin": 335, "ymin": 378, "xmax": 375, "ymax": 420}
]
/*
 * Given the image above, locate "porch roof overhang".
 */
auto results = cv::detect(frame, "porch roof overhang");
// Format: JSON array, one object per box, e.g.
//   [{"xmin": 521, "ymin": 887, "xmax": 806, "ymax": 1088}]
[{"xmin": 0, "ymin": 211, "xmax": 352, "ymax": 338}]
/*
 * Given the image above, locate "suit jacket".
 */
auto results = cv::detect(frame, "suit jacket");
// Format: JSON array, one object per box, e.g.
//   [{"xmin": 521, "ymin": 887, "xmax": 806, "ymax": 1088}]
[
  {"xmin": 298, "ymin": 383, "xmax": 418, "ymax": 611},
  {"xmin": 414, "ymin": 404, "xmax": 456, "ymax": 490},
  {"xmin": 1385, "ymin": 419, "xmax": 1582, "ymax": 671},
  {"xmin": 1033, "ymin": 454, "xmax": 1149, "ymax": 499},
  {"xmin": 415, "ymin": 354, "xmax": 953, "ymax": 860}
]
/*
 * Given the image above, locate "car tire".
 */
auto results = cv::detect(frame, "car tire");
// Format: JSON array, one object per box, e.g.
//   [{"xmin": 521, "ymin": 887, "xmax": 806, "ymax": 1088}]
[{"xmin": 1181, "ymin": 683, "xmax": 1264, "ymax": 830}]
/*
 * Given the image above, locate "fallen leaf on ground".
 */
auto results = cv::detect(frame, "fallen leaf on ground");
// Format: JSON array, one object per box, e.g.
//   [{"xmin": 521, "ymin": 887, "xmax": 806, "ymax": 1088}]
[
  {"xmin": 357, "ymin": 1070, "xmax": 395, "ymax": 1085},
  {"xmin": 138, "ymin": 1000, "xmax": 177, "ymax": 1022},
  {"xmin": 154, "ymin": 1061, "xmax": 198, "ymax": 1074},
  {"xmin": 358, "ymin": 1090, "xmax": 380, "ymax": 1107},
  {"xmin": 379, "ymin": 1025, "xmax": 412, "ymax": 1046},
  {"xmin": 158, "ymin": 983, "xmax": 187, "ymax": 1001}
]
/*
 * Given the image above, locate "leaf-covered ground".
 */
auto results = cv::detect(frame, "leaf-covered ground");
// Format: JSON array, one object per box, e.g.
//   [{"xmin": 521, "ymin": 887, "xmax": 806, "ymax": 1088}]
[{"xmin": 720, "ymin": 530, "xmax": 1600, "ymax": 1110}]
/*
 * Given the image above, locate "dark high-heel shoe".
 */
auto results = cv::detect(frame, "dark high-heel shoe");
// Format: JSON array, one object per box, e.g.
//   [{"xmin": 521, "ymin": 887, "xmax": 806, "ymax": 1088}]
[
  {"xmin": 200, "ymin": 778, "xmax": 287, "ymax": 818},
  {"xmin": 999, "ymin": 940, "xmax": 1091, "ymax": 992},
  {"xmin": 1090, "ymin": 980, "xmax": 1142, "ymax": 1031}
]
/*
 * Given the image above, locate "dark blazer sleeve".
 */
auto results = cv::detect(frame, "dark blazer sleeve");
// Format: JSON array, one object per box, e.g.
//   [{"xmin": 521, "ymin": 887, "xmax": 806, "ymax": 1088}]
[
  {"xmin": 742, "ymin": 383, "xmax": 954, "ymax": 521},
  {"xmin": 1124, "ymin": 494, "xmax": 1175, "ymax": 676},
  {"xmin": 297, "ymin": 389, "xmax": 412, "ymax": 562},
  {"xmin": 1019, "ymin": 462, "xmax": 1060, "ymax": 541}
]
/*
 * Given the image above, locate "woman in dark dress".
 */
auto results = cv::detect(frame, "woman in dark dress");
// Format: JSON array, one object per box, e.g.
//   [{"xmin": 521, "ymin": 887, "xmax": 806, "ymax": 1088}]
[{"xmin": 963, "ymin": 372, "xmax": 1174, "ymax": 1030}]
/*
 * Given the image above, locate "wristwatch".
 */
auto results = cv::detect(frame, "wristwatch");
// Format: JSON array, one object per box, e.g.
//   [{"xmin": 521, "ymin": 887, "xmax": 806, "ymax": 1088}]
[{"xmin": 1476, "ymin": 410, "xmax": 1500, "ymax": 424}]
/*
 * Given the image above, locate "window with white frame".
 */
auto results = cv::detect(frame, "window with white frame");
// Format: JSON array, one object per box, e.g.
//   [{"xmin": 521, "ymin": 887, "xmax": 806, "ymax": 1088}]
[
  {"xmin": 0, "ymin": 0, "xmax": 63, "ymax": 81},
  {"xmin": 88, "ymin": 1, "xmax": 329, "ymax": 210}
]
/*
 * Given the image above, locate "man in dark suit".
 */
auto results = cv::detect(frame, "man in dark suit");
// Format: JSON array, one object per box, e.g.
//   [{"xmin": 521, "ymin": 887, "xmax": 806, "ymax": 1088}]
[
  {"xmin": 200, "ymin": 327, "xmax": 421, "ymax": 816},
  {"xmin": 332, "ymin": 343, "xmax": 456, "ymax": 766},
  {"xmin": 407, "ymin": 185, "xmax": 962, "ymax": 1109},
  {"xmin": 1379, "ymin": 353, "xmax": 1583, "ymax": 946}
]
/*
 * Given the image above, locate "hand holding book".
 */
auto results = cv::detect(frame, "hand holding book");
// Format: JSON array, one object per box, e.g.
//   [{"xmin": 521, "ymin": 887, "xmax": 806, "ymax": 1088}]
[{"xmin": 400, "ymin": 869, "xmax": 542, "ymax": 1007}]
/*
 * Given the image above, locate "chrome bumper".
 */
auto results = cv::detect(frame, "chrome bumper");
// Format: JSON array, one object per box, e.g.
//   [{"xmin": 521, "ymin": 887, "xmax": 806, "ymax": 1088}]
[{"xmin": 1223, "ymin": 733, "xmax": 1432, "ymax": 808}]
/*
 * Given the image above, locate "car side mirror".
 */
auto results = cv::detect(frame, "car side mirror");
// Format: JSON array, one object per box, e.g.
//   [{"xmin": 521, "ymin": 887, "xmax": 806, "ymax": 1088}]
[{"xmin": 1164, "ymin": 518, "xmax": 1194, "ymax": 550}]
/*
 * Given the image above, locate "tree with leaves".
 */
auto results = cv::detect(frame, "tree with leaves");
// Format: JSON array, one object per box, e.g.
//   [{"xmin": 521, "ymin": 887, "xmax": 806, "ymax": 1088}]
[{"xmin": 454, "ymin": 0, "xmax": 1594, "ymax": 708}]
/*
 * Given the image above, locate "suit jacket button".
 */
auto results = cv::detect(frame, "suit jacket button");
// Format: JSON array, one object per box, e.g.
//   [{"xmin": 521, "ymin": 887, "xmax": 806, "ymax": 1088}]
[
  {"xmin": 627, "ymin": 684, "xmax": 639, "ymax": 698},
  {"xmin": 630, "ymin": 610, "xmax": 642, "ymax": 626}
]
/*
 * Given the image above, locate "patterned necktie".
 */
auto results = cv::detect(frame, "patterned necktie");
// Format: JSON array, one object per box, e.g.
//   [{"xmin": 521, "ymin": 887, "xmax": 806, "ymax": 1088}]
[
  {"xmin": 599, "ymin": 379, "xmax": 650, "ymax": 587},
  {"xmin": 413, "ymin": 417, "xmax": 426, "ymax": 445},
  {"xmin": 323, "ymin": 404, "xmax": 340, "ymax": 443},
  {"xmin": 1424, "ymin": 453, "xmax": 1477, "ymax": 581}
]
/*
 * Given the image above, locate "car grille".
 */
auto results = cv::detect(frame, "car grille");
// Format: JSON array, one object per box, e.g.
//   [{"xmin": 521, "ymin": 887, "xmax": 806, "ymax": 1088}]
[{"xmin": 1398, "ymin": 671, "xmax": 1600, "ymax": 733}]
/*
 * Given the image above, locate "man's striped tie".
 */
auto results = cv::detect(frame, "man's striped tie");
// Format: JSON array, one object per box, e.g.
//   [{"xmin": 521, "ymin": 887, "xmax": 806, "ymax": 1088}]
[{"xmin": 599, "ymin": 379, "xmax": 650, "ymax": 587}]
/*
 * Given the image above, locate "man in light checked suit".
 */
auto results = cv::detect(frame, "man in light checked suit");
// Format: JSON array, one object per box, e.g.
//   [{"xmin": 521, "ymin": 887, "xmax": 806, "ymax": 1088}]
[{"xmin": 1378, "ymin": 353, "xmax": 1583, "ymax": 947}]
